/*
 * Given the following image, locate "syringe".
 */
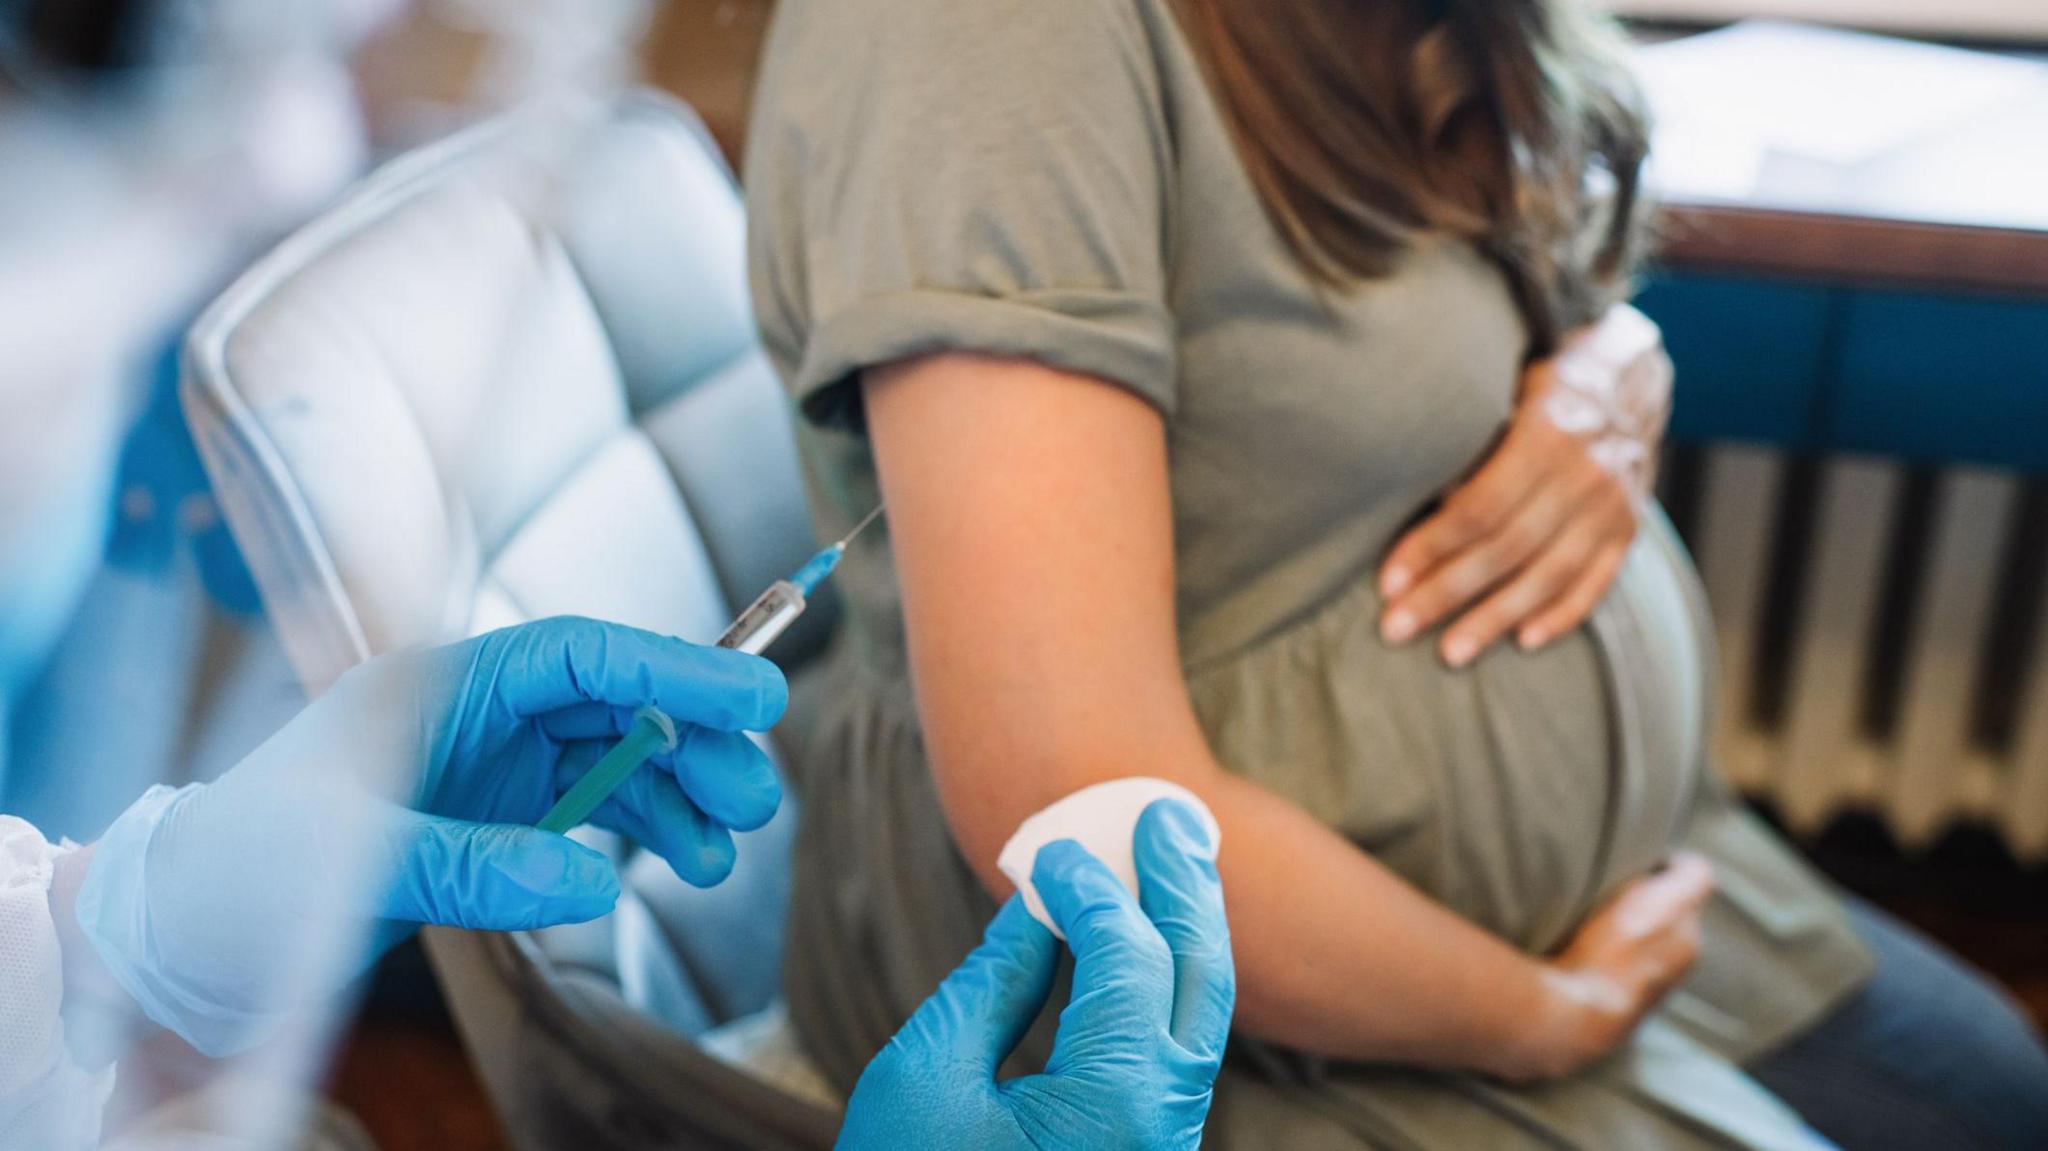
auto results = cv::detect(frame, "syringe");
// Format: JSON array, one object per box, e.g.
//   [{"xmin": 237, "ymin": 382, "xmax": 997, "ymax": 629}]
[
  {"xmin": 714, "ymin": 504, "xmax": 882, "ymax": 654},
  {"xmin": 536, "ymin": 506, "xmax": 883, "ymax": 836}
]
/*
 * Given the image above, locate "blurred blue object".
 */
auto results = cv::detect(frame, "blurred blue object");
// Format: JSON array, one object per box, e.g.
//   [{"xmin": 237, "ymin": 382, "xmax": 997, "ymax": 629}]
[
  {"xmin": 0, "ymin": 465, "xmax": 117, "ymax": 701},
  {"xmin": 4, "ymin": 327, "xmax": 294, "ymax": 842},
  {"xmin": 106, "ymin": 333, "xmax": 264, "ymax": 615},
  {"xmin": 1834, "ymin": 291, "xmax": 2048, "ymax": 474},
  {"xmin": 1640, "ymin": 272, "xmax": 2048, "ymax": 474},
  {"xmin": 1639, "ymin": 274, "xmax": 1833, "ymax": 450},
  {"xmin": 3, "ymin": 560, "xmax": 304, "ymax": 841}
]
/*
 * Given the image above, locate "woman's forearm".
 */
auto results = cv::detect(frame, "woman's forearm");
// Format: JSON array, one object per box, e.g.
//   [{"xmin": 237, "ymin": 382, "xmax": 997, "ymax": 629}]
[
  {"xmin": 1198, "ymin": 773, "xmax": 1551, "ymax": 1071},
  {"xmin": 943, "ymin": 740, "xmax": 1553, "ymax": 1072}
]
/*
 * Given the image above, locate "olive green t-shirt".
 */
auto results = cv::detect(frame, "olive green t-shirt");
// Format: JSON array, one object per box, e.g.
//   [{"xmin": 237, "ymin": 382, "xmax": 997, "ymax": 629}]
[{"xmin": 745, "ymin": 0, "xmax": 1871, "ymax": 1145}]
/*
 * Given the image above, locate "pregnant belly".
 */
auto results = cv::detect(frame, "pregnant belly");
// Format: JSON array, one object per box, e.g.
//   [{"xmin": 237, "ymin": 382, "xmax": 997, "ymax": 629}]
[{"xmin": 1183, "ymin": 512, "xmax": 1708, "ymax": 954}]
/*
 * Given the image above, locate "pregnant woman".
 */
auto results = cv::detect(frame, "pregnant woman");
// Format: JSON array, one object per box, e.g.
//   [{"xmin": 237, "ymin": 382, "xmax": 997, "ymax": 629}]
[{"xmin": 744, "ymin": 0, "xmax": 2048, "ymax": 1145}]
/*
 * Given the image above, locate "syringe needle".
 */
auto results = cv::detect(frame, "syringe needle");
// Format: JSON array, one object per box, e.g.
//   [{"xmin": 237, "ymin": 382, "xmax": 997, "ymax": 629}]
[{"xmin": 837, "ymin": 505, "xmax": 884, "ymax": 549}]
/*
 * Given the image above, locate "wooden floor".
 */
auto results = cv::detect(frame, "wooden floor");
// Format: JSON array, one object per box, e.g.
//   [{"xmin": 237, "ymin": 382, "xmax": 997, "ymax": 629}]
[
  {"xmin": 324, "ymin": 810, "xmax": 2048, "ymax": 1151},
  {"xmin": 324, "ymin": 944, "xmax": 508, "ymax": 1151},
  {"xmin": 327, "ymin": 1013, "xmax": 505, "ymax": 1151}
]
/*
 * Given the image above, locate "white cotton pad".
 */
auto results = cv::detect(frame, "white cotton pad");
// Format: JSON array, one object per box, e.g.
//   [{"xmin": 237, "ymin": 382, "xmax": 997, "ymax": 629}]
[{"xmin": 996, "ymin": 778, "xmax": 1221, "ymax": 940}]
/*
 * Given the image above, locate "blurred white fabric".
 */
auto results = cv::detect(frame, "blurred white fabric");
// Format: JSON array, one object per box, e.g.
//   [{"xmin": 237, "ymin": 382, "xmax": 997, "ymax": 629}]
[
  {"xmin": 1598, "ymin": 0, "xmax": 2048, "ymax": 39},
  {"xmin": 0, "ymin": 816, "xmax": 113, "ymax": 1150}
]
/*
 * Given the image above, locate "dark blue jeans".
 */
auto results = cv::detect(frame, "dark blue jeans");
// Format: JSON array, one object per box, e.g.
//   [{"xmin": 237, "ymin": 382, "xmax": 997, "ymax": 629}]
[{"xmin": 1745, "ymin": 897, "xmax": 2048, "ymax": 1151}]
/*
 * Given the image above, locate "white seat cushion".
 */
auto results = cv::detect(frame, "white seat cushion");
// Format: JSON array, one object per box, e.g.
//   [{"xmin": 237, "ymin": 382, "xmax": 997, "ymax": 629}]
[{"xmin": 476, "ymin": 431, "xmax": 730, "ymax": 643}]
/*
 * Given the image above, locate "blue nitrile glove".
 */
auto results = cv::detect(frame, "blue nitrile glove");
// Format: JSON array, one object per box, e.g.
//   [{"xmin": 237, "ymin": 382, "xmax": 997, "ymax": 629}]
[
  {"xmin": 74, "ymin": 616, "xmax": 786, "ymax": 1056},
  {"xmin": 836, "ymin": 799, "xmax": 1235, "ymax": 1151}
]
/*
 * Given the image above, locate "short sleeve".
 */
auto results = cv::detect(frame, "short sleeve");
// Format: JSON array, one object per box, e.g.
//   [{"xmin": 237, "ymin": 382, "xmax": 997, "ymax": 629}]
[{"xmin": 744, "ymin": 0, "xmax": 1179, "ymax": 430}]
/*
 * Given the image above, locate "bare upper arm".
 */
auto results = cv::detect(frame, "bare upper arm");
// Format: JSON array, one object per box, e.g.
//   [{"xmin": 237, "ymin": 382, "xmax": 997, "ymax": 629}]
[{"xmin": 862, "ymin": 352, "xmax": 1217, "ymax": 890}]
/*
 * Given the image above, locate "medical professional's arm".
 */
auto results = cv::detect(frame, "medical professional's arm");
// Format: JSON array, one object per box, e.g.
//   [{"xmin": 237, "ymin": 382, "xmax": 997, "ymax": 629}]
[
  {"xmin": 62, "ymin": 617, "xmax": 786, "ymax": 1060},
  {"xmin": 49, "ymin": 843, "xmax": 113, "ymax": 1020},
  {"xmin": 864, "ymin": 354, "xmax": 1711, "ymax": 1080}
]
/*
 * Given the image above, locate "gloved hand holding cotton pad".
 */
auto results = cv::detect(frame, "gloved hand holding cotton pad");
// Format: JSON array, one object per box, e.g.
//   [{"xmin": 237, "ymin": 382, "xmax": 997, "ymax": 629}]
[{"xmin": 997, "ymin": 778, "xmax": 1222, "ymax": 940}]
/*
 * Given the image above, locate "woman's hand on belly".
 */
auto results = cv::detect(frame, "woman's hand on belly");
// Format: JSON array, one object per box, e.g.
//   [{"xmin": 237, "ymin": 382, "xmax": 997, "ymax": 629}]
[
  {"xmin": 1379, "ymin": 304, "xmax": 1673, "ymax": 668},
  {"xmin": 1491, "ymin": 853, "xmax": 1715, "ymax": 1083}
]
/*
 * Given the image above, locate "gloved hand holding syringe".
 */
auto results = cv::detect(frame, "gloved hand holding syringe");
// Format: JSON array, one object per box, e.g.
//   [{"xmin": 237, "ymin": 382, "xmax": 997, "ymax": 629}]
[{"xmin": 536, "ymin": 506, "xmax": 884, "ymax": 837}]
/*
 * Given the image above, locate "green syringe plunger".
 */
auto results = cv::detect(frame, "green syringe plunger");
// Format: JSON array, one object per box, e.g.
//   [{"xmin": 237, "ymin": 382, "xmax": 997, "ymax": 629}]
[{"xmin": 536, "ymin": 707, "xmax": 678, "ymax": 834}]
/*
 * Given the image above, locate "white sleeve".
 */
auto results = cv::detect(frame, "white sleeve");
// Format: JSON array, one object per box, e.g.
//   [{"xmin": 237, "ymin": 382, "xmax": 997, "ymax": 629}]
[{"xmin": 0, "ymin": 815, "xmax": 114, "ymax": 1150}]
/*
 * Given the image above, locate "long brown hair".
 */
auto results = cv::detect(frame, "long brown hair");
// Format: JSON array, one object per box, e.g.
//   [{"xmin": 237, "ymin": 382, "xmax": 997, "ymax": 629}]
[{"xmin": 1172, "ymin": 0, "xmax": 1651, "ymax": 354}]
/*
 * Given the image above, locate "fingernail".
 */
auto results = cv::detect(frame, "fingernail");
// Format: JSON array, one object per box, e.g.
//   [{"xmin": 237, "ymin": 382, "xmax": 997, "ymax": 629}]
[
  {"xmin": 1382, "ymin": 609, "xmax": 1418, "ymax": 644},
  {"xmin": 1153, "ymin": 799, "xmax": 1216, "ymax": 858},
  {"xmin": 1030, "ymin": 838, "xmax": 1092, "ymax": 886},
  {"xmin": 547, "ymin": 852, "xmax": 621, "ymax": 916},
  {"xmin": 1517, "ymin": 626, "xmax": 1545, "ymax": 651},
  {"xmin": 1382, "ymin": 566, "xmax": 1412, "ymax": 597},
  {"xmin": 677, "ymin": 836, "xmax": 738, "ymax": 888},
  {"xmin": 578, "ymin": 883, "xmax": 622, "ymax": 919},
  {"xmin": 755, "ymin": 664, "xmax": 790, "ymax": 727},
  {"xmin": 499, "ymin": 829, "xmax": 616, "ymax": 893},
  {"xmin": 1443, "ymin": 636, "xmax": 1478, "ymax": 668}
]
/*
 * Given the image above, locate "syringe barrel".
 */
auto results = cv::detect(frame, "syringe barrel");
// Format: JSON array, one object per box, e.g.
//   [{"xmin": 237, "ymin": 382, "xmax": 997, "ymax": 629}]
[{"xmin": 716, "ymin": 580, "xmax": 807, "ymax": 655}]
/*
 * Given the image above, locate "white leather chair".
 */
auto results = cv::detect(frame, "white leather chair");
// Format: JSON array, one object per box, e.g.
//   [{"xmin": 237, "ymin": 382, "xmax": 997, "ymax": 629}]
[{"xmin": 181, "ymin": 93, "xmax": 843, "ymax": 1149}]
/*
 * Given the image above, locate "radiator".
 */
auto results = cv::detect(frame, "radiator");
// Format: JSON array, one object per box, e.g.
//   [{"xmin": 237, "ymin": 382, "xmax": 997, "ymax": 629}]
[{"xmin": 1673, "ymin": 444, "xmax": 2048, "ymax": 857}]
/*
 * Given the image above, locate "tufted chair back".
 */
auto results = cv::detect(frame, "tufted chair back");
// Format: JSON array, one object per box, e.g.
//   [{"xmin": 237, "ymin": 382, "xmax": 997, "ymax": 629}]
[{"xmin": 182, "ymin": 94, "xmax": 841, "ymax": 1149}]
